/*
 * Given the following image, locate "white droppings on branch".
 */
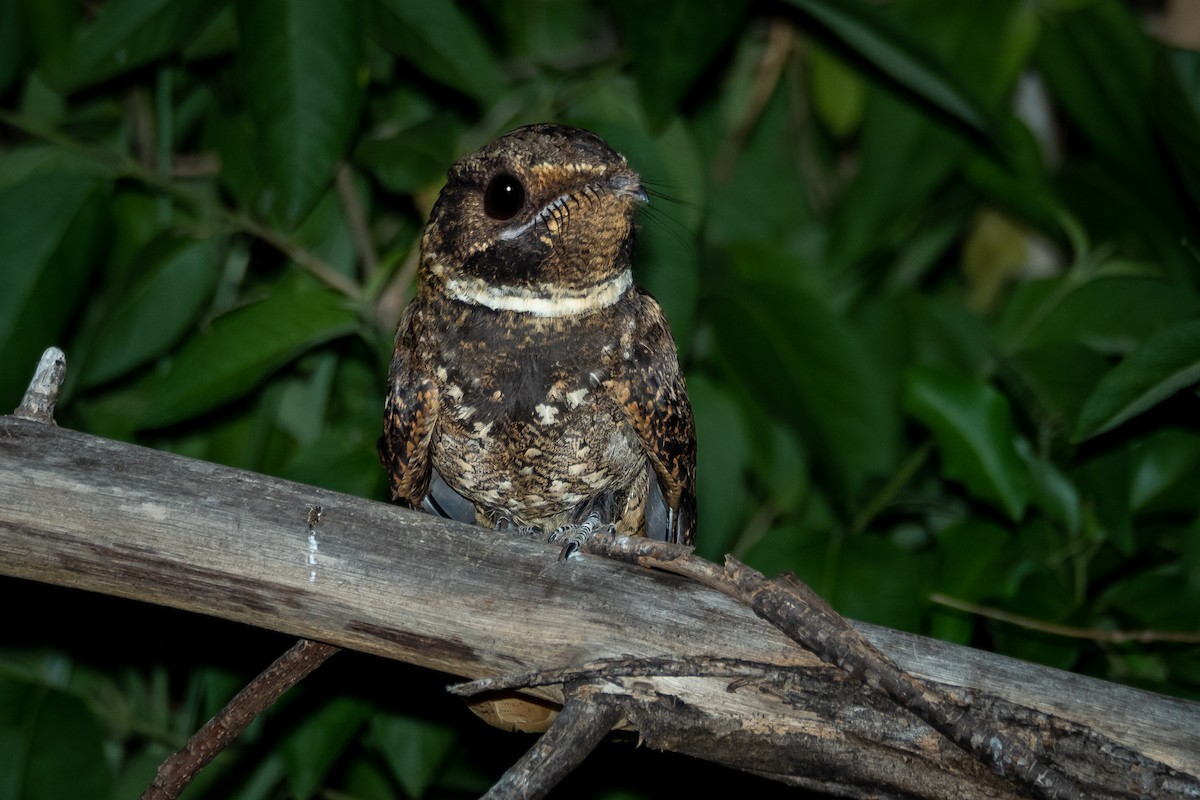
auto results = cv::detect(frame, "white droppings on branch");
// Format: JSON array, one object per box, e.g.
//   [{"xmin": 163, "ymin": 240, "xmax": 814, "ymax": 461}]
[{"xmin": 306, "ymin": 505, "xmax": 322, "ymax": 583}]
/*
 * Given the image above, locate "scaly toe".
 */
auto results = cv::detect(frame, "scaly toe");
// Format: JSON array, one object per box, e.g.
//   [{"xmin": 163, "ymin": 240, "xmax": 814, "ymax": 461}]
[
  {"xmin": 556, "ymin": 511, "xmax": 610, "ymax": 560},
  {"xmin": 494, "ymin": 514, "xmax": 542, "ymax": 539}
]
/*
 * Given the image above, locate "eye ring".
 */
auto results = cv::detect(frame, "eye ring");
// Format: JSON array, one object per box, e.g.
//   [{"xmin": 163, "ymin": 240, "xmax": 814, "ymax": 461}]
[{"xmin": 484, "ymin": 173, "xmax": 526, "ymax": 220}]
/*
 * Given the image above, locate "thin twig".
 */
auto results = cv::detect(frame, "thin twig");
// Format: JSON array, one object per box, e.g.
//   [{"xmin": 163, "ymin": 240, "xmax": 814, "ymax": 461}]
[
  {"xmin": 731, "ymin": 499, "xmax": 780, "ymax": 557},
  {"xmin": 225, "ymin": 209, "xmax": 362, "ymax": 299},
  {"xmin": 127, "ymin": 88, "xmax": 156, "ymax": 171},
  {"xmin": 0, "ymin": 109, "xmax": 362, "ymax": 301},
  {"xmin": 851, "ymin": 440, "xmax": 933, "ymax": 535},
  {"xmin": 374, "ymin": 242, "xmax": 421, "ymax": 332},
  {"xmin": 449, "ymin": 655, "xmax": 781, "ymax": 697},
  {"xmin": 713, "ymin": 17, "xmax": 794, "ymax": 182},
  {"xmin": 121, "ymin": 165, "xmax": 363, "ymax": 300},
  {"xmin": 930, "ymin": 593, "xmax": 1200, "ymax": 645},
  {"xmin": 581, "ymin": 533, "xmax": 1085, "ymax": 800},
  {"xmin": 335, "ymin": 162, "xmax": 379, "ymax": 281},
  {"xmin": 481, "ymin": 687, "xmax": 623, "ymax": 800},
  {"xmin": 171, "ymin": 152, "xmax": 221, "ymax": 179},
  {"xmin": 142, "ymin": 639, "xmax": 340, "ymax": 800}
]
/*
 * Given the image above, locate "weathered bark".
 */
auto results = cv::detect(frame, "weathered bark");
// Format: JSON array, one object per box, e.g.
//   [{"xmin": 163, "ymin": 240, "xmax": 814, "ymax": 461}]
[
  {"xmin": 1, "ymin": 415, "xmax": 1198, "ymax": 799},
  {"xmin": 559, "ymin": 543, "xmax": 1081, "ymax": 799}
]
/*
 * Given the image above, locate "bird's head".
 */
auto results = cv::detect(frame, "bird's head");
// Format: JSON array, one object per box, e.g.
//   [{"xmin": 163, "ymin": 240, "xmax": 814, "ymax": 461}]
[{"xmin": 418, "ymin": 124, "xmax": 646, "ymax": 317}]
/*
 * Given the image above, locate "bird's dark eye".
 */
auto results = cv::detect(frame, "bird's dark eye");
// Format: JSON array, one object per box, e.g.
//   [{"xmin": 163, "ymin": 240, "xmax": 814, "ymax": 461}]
[{"xmin": 484, "ymin": 173, "xmax": 525, "ymax": 220}]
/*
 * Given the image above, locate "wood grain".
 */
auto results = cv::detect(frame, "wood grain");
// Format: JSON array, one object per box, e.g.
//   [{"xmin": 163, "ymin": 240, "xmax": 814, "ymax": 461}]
[{"xmin": 1, "ymin": 415, "xmax": 1197, "ymax": 798}]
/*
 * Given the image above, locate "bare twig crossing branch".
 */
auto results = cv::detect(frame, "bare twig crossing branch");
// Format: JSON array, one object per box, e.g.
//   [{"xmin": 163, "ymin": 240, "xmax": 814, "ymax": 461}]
[
  {"xmin": 1, "ymin": 415, "xmax": 1198, "ymax": 799},
  {"xmin": 142, "ymin": 639, "xmax": 340, "ymax": 800}
]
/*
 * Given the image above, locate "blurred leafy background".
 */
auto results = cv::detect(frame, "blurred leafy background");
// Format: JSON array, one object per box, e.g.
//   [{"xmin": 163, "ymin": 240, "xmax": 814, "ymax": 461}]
[{"xmin": 2, "ymin": 0, "xmax": 1200, "ymax": 797}]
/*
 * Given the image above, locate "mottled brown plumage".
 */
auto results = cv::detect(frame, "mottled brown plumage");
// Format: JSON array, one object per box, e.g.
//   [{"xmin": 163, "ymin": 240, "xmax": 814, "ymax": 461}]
[{"xmin": 380, "ymin": 124, "xmax": 696, "ymax": 547}]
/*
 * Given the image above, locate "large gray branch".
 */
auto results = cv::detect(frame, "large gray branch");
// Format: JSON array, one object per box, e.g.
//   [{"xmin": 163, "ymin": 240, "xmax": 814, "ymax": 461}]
[{"xmin": 1, "ymin": 415, "xmax": 1197, "ymax": 799}]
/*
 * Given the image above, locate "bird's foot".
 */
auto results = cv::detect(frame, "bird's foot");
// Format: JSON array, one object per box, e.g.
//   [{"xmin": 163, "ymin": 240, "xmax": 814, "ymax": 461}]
[
  {"xmin": 548, "ymin": 510, "xmax": 615, "ymax": 560},
  {"xmin": 491, "ymin": 513, "xmax": 542, "ymax": 539}
]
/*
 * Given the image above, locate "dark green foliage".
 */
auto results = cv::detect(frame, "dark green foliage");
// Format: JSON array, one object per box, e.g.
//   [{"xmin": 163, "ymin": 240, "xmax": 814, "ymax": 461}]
[{"xmin": 2, "ymin": 0, "xmax": 1198, "ymax": 796}]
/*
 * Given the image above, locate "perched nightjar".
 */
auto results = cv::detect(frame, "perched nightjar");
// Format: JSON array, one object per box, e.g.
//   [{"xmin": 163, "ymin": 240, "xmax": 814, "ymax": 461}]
[{"xmin": 379, "ymin": 124, "xmax": 696, "ymax": 554}]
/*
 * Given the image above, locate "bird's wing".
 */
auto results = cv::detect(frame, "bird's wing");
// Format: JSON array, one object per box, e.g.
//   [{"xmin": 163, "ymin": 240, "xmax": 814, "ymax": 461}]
[
  {"xmin": 607, "ymin": 290, "xmax": 697, "ymax": 544},
  {"xmin": 378, "ymin": 308, "xmax": 440, "ymax": 508}
]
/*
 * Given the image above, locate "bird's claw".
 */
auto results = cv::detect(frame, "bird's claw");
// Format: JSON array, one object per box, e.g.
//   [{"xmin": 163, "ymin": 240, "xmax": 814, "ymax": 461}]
[
  {"xmin": 548, "ymin": 510, "xmax": 614, "ymax": 560},
  {"xmin": 492, "ymin": 514, "xmax": 542, "ymax": 539}
]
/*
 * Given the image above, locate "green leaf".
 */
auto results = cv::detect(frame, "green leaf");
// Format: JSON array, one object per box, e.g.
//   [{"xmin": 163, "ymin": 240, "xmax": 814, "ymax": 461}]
[
  {"xmin": 931, "ymin": 520, "xmax": 1014, "ymax": 642},
  {"xmin": 202, "ymin": 112, "xmax": 261, "ymax": 212},
  {"xmin": 181, "ymin": 4, "xmax": 238, "ymax": 62},
  {"xmin": 901, "ymin": 0, "xmax": 1040, "ymax": 109},
  {"xmin": 810, "ymin": 43, "xmax": 866, "ymax": 138},
  {"xmin": 750, "ymin": 417, "xmax": 810, "ymax": 519},
  {"xmin": 862, "ymin": 295, "xmax": 1005, "ymax": 509},
  {"xmin": 1074, "ymin": 320, "xmax": 1200, "ymax": 442},
  {"xmin": 0, "ymin": 173, "xmax": 107, "ymax": 409},
  {"xmin": 1103, "ymin": 565, "xmax": 1200, "ymax": 631},
  {"xmin": 0, "ymin": 0, "xmax": 27, "ymax": 95},
  {"xmin": 749, "ymin": 517, "xmax": 941, "ymax": 641},
  {"xmin": 355, "ymin": 117, "xmax": 463, "ymax": 196},
  {"xmin": 24, "ymin": 0, "xmax": 79, "ymax": 58},
  {"xmin": 0, "ymin": 680, "xmax": 31, "ymax": 799},
  {"xmin": 1071, "ymin": 446, "xmax": 1133, "ymax": 554},
  {"xmin": 78, "ymin": 235, "xmax": 222, "ymax": 389},
  {"xmin": 1130, "ymin": 429, "xmax": 1200, "ymax": 515},
  {"xmin": 1035, "ymin": 1, "xmax": 1158, "ymax": 178},
  {"xmin": 112, "ymin": 749, "xmax": 168, "ymax": 800},
  {"xmin": 742, "ymin": 523, "xmax": 833, "ymax": 598},
  {"xmin": 901, "ymin": 292, "xmax": 991, "ymax": 375},
  {"xmin": 284, "ymin": 426, "xmax": 382, "ymax": 497},
  {"xmin": 831, "ymin": 536, "xmax": 929, "ymax": 632},
  {"xmin": 963, "ymin": 128, "xmax": 1071, "ymax": 241},
  {"xmin": 221, "ymin": 753, "xmax": 286, "ymax": 800},
  {"xmin": 282, "ymin": 355, "xmax": 388, "ymax": 495},
  {"xmin": 0, "ymin": 679, "xmax": 115, "ymax": 800},
  {"xmin": 341, "ymin": 758, "xmax": 398, "ymax": 800},
  {"xmin": 575, "ymin": 117, "xmax": 704, "ymax": 342},
  {"xmin": 1017, "ymin": 440, "xmax": 1081, "ymax": 535},
  {"xmin": 238, "ymin": 0, "xmax": 365, "ymax": 226},
  {"xmin": 905, "ymin": 365, "xmax": 1029, "ymax": 520},
  {"xmin": 10, "ymin": 0, "xmax": 81, "ymax": 93},
  {"xmin": 101, "ymin": 190, "xmax": 175, "ymax": 291},
  {"xmin": 611, "ymin": 0, "xmax": 748, "ymax": 130},
  {"xmin": 1186, "ymin": 515, "xmax": 1200, "ymax": 590},
  {"xmin": 1036, "ymin": 0, "xmax": 1192, "ymax": 251},
  {"xmin": 688, "ymin": 375, "xmax": 751, "ymax": 561},
  {"xmin": 1152, "ymin": 49, "xmax": 1200, "ymax": 217},
  {"xmin": 42, "ymin": 0, "xmax": 227, "ymax": 92},
  {"xmin": 367, "ymin": 713, "xmax": 456, "ymax": 799},
  {"xmin": 782, "ymin": 0, "xmax": 993, "ymax": 137},
  {"xmin": 825, "ymin": 0, "xmax": 1039, "ymax": 270},
  {"xmin": 712, "ymin": 283, "xmax": 898, "ymax": 503},
  {"xmin": 703, "ymin": 80, "xmax": 817, "ymax": 249},
  {"xmin": 829, "ymin": 88, "xmax": 964, "ymax": 269},
  {"xmin": 290, "ymin": 189, "xmax": 358, "ymax": 277},
  {"xmin": 999, "ymin": 276, "xmax": 1200, "ymax": 356},
  {"xmin": 992, "ymin": 559, "xmax": 1080, "ymax": 670},
  {"xmin": 140, "ymin": 289, "xmax": 358, "ymax": 428},
  {"xmin": 493, "ymin": 0, "xmax": 607, "ymax": 66},
  {"xmin": 1006, "ymin": 342, "xmax": 1109, "ymax": 436},
  {"xmin": 281, "ymin": 697, "xmax": 371, "ymax": 800},
  {"xmin": 370, "ymin": 0, "xmax": 502, "ymax": 102}
]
